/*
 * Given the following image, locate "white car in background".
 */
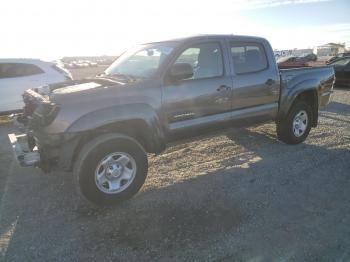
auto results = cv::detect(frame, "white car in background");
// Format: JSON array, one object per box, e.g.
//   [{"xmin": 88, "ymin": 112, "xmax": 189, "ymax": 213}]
[{"xmin": 0, "ymin": 59, "xmax": 72, "ymax": 114}]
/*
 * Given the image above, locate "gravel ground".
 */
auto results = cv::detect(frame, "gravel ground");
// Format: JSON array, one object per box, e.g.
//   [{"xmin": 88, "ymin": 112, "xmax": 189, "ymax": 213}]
[{"xmin": 0, "ymin": 85, "xmax": 349, "ymax": 261}]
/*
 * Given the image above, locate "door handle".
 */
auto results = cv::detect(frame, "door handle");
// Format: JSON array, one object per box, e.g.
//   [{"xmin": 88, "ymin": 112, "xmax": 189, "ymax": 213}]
[
  {"xmin": 265, "ymin": 79, "xmax": 275, "ymax": 86},
  {"xmin": 217, "ymin": 85, "xmax": 231, "ymax": 91}
]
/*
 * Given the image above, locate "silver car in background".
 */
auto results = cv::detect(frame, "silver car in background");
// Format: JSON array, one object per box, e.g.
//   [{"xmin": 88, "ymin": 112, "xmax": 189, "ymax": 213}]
[{"xmin": 0, "ymin": 59, "xmax": 72, "ymax": 114}]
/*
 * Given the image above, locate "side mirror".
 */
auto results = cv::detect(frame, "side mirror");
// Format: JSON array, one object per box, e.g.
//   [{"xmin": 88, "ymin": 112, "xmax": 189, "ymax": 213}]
[{"xmin": 168, "ymin": 63, "xmax": 193, "ymax": 81}]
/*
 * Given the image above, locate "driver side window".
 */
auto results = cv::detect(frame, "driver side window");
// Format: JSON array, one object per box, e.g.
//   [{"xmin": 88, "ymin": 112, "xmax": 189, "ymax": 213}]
[{"xmin": 174, "ymin": 42, "xmax": 223, "ymax": 80}]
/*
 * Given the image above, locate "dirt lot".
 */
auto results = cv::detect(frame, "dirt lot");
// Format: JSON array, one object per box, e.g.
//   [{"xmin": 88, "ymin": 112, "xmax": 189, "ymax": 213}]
[{"xmin": 0, "ymin": 70, "xmax": 349, "ymax": 261}]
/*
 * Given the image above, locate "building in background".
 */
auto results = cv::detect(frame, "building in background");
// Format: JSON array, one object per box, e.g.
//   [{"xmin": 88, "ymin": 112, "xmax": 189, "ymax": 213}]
[
  {"xmin": 316, "ymin": 43, "xmax": 346, "ymax": 57},
  {"xmin": 274, "ymin": 48, "xmax": 313, "ymax": 59},
  {"xmin": 274, "ymin": 43, "xmax": 347, "ymax": 60},
  {"xmin": 290, "ymin": 48, "xmax": 314, "ymax": 57}
]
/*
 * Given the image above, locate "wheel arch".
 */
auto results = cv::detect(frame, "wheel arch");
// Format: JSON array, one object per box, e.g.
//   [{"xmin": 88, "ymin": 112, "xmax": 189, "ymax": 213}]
[
  {"xmin": 64, "ymin": 104, "xmax": 166, "ymax": 171},
  {"xmin": 278, "ymin": 79, "xmax": 319, "ymax": 127},
  {"xmin": 294, "ymin": 89, "xmax": 318, "ymax": 127}
]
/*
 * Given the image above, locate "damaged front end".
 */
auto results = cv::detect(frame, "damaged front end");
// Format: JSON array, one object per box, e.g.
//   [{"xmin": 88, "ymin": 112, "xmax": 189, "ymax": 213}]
[
  {"xmin": 8, "ymin": 87, "xmax": 66, "ymax": 172},
  {"xmin": 8, "ymin": 133, "xmax": 40, "ymax": 167},
  {"xmin": 7, "ymin": 77, "xmax": 129, "ymax": 172}
]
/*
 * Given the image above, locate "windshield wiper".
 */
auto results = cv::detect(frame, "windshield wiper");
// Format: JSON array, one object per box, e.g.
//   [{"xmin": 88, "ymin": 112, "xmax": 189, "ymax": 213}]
[{"xmin": 108, "ymin": 73, "xmax": 142, "ymax": 82}]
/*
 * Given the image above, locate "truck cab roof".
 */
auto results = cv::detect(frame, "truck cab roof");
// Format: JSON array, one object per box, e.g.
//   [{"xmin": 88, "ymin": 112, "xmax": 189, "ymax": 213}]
[{"xmin": 146, "ymin": 34, "xmax": 269, "ymax": 45}]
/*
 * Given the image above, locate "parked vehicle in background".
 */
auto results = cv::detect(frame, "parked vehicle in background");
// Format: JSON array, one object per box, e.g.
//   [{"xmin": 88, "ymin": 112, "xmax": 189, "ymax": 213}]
[
  {"xmin": 64, "ymin": 60, "xmax": 98, "ymax": 69},
  {"xmin": 301, "ymin": 53, "xmax": 317, "ymax": 61},
  {"xmin": 0, "ymin": 59, "xmax": 72, "ymax": 114},
  {"xmin": 277, "ymin": 53, "xmax": 318, "ymax": 69},
  {"xmin": 327, "ymin": 57, "xmax": 350, "ymax": 85},
  {"xmin": 8, "ymin": 35, "xmax": 334, "ymax": 206},
  {"xmin": 327, "ymin": 52, "xmax": 350, "ymax": 63},
  {"xmin": 277, "ymin": 56, "xmax": 308, "ymax": 68},
  {"xmin": 89, "ymin": 61, "xmax": 98, "ymax": 67}
]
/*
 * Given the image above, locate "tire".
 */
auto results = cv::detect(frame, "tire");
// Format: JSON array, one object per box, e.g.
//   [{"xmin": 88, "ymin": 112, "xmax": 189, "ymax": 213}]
[
  {"xmin": 277, "ymin": 100, "xmax": 313, "ymax": 145},
  {"xmin": 73, "ymin": 133, "xmax": 148, "ymax": 206}
]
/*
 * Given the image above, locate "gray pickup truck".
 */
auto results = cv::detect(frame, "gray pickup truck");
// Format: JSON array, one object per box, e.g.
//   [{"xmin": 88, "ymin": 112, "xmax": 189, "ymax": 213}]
[{"xmin": 8, "ymin": 35, "xmax": 334, "ymax": 205}]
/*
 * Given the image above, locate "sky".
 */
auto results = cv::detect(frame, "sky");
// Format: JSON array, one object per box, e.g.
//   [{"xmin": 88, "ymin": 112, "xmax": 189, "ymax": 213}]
[{"xmin": 0, "ymin": 0, "xmax": 349, "ymax": 60}]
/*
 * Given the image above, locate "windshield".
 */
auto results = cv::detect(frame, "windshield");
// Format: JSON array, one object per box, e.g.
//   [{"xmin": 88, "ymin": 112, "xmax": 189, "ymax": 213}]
[{"xmin": 104, "ymin": 42, "xmax": 177, "ymax": 78}]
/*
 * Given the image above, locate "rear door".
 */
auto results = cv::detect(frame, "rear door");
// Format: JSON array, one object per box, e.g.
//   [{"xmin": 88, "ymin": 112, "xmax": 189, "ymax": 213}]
[
  {"xmin": 163, "ymin": 40, "xmax": 232, "ymax": 134},
  {"xmin": 228, "ymin": 40, "xmax": 280, "ymax": 122},
  {"xmin": 0, "ymin": 63, "xmax": 45, "ymax": 112}
]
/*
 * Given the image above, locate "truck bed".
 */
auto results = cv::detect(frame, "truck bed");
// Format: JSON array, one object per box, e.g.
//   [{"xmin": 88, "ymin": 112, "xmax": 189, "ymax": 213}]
[
  {"xmin": 276, "ymin": 65, "xmax": 334, "ymax": 125},
  {"xmin": 280, "ymin": 65, "xmax": 334, "ymax": 106}
]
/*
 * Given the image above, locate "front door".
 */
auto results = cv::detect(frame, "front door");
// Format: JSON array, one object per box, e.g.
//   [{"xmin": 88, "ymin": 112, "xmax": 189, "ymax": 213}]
[{"xmin": 163, "ymin": 41, "xmax": 232, "ymax": 135}]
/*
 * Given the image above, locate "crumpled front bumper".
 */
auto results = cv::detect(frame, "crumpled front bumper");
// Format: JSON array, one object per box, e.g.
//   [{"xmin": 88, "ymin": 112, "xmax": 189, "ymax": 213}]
[
  {"xmin": 8, "ymin": 133, "xmax": 40, "ymax": 167},
  {"xmin": 7, "ymin": 114, "xmax": 80, "ymax": 172}
]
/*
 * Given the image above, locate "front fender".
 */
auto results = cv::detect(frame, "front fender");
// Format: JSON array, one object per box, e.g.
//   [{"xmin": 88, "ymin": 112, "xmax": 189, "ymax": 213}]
[{"xmin": 66, "ymin": 104, "xmax": 166, "ymax": 153}]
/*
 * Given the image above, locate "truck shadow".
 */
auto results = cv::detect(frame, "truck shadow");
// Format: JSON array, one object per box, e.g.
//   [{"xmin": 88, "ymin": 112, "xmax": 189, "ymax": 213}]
[
  {"xmin": 322, "ymin": 101, "xmax": 350, "ymax": 115},
  {"xmin": 70, "ymin": 126, "xmax": 349, "ymax": 261},
  {"xmin": 1, "ymin": 117, "xmax": 350, "ymax": 260}
]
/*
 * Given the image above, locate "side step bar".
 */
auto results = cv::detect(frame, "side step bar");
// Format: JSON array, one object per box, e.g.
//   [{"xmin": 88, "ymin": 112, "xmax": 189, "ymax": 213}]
[{"xmin": 8, "ymin": 133, "xmax": 40, "ymax": 167}]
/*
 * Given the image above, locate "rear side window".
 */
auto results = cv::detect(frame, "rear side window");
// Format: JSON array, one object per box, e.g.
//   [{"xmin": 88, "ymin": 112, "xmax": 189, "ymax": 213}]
[
  {"xmin": 0, "ymin": 63, "xmax": 44, "ymax": 78},
  {"xmin": 230, "ymin": 42, "xmax": 268, "ymax": 74}
]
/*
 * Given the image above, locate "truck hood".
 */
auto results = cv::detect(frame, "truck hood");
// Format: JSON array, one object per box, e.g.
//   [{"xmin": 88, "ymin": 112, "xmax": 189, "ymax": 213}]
[
  {"xmin": 47, "ymin": 77, "xmax": 138, "ymax": 105},
  {"xmin": 52, "ymin": 81, "xmax": 106, "ymax": 95}
]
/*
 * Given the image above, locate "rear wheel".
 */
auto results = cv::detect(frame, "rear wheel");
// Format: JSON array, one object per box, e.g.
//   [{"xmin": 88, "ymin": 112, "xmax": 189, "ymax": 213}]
[
  {"xmin": 74, "ymin": 134, "xmax": 148, "ymax": 206},
  {"xmin": 277, "ymin": 100, "xmax": 313, "ymax": 145}
]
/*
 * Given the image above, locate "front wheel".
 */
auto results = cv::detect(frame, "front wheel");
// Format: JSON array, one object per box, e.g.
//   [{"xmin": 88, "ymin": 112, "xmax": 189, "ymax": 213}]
[
  {"xmin": 73, "ymin": 134, "xmax": 148, "ymax": 206},
  {"xmin": 277, "ymin": 100, "xmax": 313, "ymax": 145}
]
